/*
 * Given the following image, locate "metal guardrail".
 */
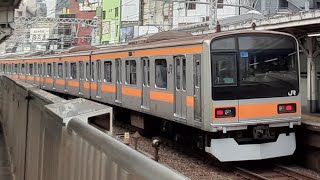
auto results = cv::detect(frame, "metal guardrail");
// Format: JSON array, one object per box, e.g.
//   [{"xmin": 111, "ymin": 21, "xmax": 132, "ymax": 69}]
[{"xmin": 0, "ymin": 75, "xmax": 187, "ymax": 180}]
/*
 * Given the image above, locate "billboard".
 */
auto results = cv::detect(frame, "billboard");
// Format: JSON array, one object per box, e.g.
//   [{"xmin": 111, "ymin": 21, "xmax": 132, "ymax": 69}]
[
  {"xmin": 79, "ymin": 0, "xmax": 99, "ymax": 11},
  {"xmin": 29, "ymin": 28, "xmax": 50, "ymax": 43},
  {"xmin": 120, "ymin": 27, "xmax": 134, "ymax": 43},
  {"xmin": 121, "ymin": 0, "xmax": 140, "ymax": 22}
]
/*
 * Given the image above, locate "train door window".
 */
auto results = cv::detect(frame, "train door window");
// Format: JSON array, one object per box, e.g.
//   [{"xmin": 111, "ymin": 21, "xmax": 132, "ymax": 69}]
[
  {"xmin": 97, "ymin": 60, "xmax": 101, "ymax": 81},
  {"xmin": 47, "ymin": 63, "xmax": 52, "ymax": 77},
  {"xmin": 212, "ymin": 54, "xmax": 236, "ymax": 86},
  {"xmin": 125, "ymin": 60, "xmax": 136, "ymax": 85},
  {"xmin": 64, "ymin": 62, "xmax": 69, "ymax": 79},
  {"xmin": 182, "ymin": 58, "xmax": 186, "ymax": 90},
  {"xmin": 29, "ymin": 63, "xmax": 33, "ymax": 75},
  {"xmin": 155, "ymin": 59, "xmax": 167, "ymax": 89},
  {"xmin": 86, "ymin": 62, "xmax": 90, "ymax": 80},
  {"xmin": 195, "ymin": 57, "xmax": 201, "ymax": 88},
  {"xmin": 21, "ymin": 64, "xmax": 26, "ymax": 74},
  {"xmin": 91, "ymin": 62, "xmax": 95, "ymax": 81},
  {"xmin": 34, "ymin": 63, "xmax": 37, "ymax": 75},
  {"xmin": 176, "ymin": 58, "xmax": 181, "ymax": 90},
  {"xmin": 8, "ymin": 64, "xmax": 12, "ymax": 73},
  {"xmin": 79, "ymin": 61, "xmax": 84, "ymax": 79},
  {"xmin": 58, "ymin": 63, "xmax": 63, "ymax": 78},
  {"xmin": 104, "ymin": 61, "xmax": 112, "ymax": 82},
  {"xmin": 14, "ymin": 64, "xmax": 18, "ymax": 74},
  {"xmin": 53, "ymin": 62, "xmax": 56, "ymax": 77},
  {"xmin": 116, "ymin": 59, "xmax": 122, "ymax": 83},
  {"xmin": 70, "ymin": 63, "xmax": 77, "ymax": 79},
  {"xmin": 38, "ymin": 64, "xmax": 41, "ymax": 76}
]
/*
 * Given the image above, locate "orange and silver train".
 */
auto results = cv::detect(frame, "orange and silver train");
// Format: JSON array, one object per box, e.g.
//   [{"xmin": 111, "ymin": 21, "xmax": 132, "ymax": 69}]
[{"xmin": 0, "ymin": 30, "xmax": 301, "ymax": 161}]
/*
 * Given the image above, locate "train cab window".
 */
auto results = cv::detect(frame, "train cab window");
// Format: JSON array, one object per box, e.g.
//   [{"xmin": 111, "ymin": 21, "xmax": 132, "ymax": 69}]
[
  {"xmin": 79, "ymin": 61, "xmax": 84, "ymax": 79},
  {"xmin": 47, "ymin": 63, "xmax": 52, "ymax": 77},
  {"xmin": 21, "ymin": 64, "xmax": 26, "ymax": 74},
  {"xmin": 70, "ymin": 63, "xmax": 77, "ymax": 79},
  {"xmin": 212, "ymin": 54, "xmax": 236, "ymax": 85},
  {"xmin": 58, "ymin": 63, "xmax": 63, "ymax": 78},
  {"xmin": 125, "ymin": 60, "xmax": 136, "ymax": 85},
  {"xmin": 86, "ymin": 62, "xmax": 90, "ymax": 80},
  {"xmin": 155, "ymin": 59, "xmax": 167, "ymax": 89},
  {"xmin": 29, "ymin": 64, "xmax": 33, "ymax": 75},
  {"xmin": 104, "ymin": 61, "xmax": 112, "ymax": 82},
  {"xmin": 211, "ymin": 37, "xmax": 236, "ymax": 50}
]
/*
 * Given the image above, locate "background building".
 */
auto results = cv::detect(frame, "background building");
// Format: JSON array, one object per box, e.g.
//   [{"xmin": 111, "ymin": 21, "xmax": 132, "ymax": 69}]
[{"xmin": 101, "ymin": 0, "xmax": 121, "ymax": 44}]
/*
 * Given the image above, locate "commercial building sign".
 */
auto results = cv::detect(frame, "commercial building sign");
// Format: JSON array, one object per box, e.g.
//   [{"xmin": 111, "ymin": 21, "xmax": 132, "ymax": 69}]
[
  {"xmin": 102, "ymin": 22, "xmax": 110, "ymax": 34},
  {"xmin": 120, "ymin": 27, "xmax": 134, "ymax": 43},
  {"xmin": 29, "ymin": 28, "xmax": 50, "ymax": 43},
  {"xmin": 79, "ymin": 0, "xmax": 99, "ymax": 11}
]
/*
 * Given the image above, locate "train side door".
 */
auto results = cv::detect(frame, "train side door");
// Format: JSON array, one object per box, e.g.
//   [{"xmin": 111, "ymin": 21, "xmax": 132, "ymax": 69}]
[
  {"xmin": 174, "ymin": 56, "xmax": 187, "ymax": 120},
  {"xmin": 96, "ymin": 60, "xmax": 102, "ymax": 98},
  {"xmin": 79, "ymin": 61, "xmax": 84, "ymax": 95},
  {"xmin": 141, "ymin": 57, "xmax": 150, "ymax": 110},
  {"xmin": 115, "ymin": 59, "xmax": 122, "ymax": 103},
  {"xmin": 194, "ymin": 55, "xmax": 201, "ymax": 122}
]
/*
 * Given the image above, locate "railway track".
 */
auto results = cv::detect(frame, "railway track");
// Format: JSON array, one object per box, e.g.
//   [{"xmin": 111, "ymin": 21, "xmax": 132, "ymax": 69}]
[{"xmin": 234, "ymin": 164, "xmax": 319, "ymax": 180}]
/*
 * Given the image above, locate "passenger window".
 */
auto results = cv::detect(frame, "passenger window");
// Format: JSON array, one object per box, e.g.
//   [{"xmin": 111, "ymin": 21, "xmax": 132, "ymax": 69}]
[
  {"xmin": 104, "ymin": 61, "xmax": 112, "ymax": 82},
  {"xmin": 125, "ymin": 60, "xmax": 136, "ymax": 85},
  {"xmin": 79, "ymin": 61, "xmax": 84, "ymax": 79},
  {"xmin": 21, "ymin": 64, "xmax": 25, "ymax": 74},
  {"xmin": 29, "ymin": 63, "xmax": 33, "ymax": 75},
  {"xmin": 86, "ymin": 62, "xmax": 90, "ymax": 80},
  {"xmin": 58, "ymin": 63, "xmax": 63, "ymax": 78},
  {"xmin": 70, "ymin": 63, "xmax": 77, "ymax": 79},
  {"xmin": 212, "ymin": 54, "xmax": 236, "ymax": 85},
  {"xmin": 155, "ymin": 59, "xmax": 167, "ymax": 89},
  {"xmin": 47, "ymin": 63, "xmax": 52, "ymax": 77}
]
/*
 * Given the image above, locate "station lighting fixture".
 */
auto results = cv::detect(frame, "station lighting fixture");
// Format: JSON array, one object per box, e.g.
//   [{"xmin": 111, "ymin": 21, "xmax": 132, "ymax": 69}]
[{"xmin": 307, "ymin": 32, "xmax": 320, "ymax": 37}]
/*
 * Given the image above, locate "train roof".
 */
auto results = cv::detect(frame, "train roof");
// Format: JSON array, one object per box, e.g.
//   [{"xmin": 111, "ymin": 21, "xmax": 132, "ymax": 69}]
[{"xmin": 0, "ymin": 30, "xmax": 295, "ymax": 62}]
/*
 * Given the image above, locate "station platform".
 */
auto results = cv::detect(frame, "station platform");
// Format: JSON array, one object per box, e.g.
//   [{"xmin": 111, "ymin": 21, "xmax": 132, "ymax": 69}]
[
  {"xmin": 0, "ymin": 124, "xmax": 12, "ymax": 180},
  {"xmin": 302, "ymin": 113, "xmax": 320, "ymax": 126}
]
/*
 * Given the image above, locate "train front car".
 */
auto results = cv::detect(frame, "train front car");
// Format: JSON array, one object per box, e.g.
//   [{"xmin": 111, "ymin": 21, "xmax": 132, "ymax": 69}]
[{"xmin": 203, "ymin": 31, "xmax": 301, "ymax": 162}]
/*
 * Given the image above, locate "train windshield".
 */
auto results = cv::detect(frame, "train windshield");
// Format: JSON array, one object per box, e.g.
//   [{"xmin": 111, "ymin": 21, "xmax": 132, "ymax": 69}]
[{"xmin": 211, "ymin": 34, "xmax": 299, "ymax": 100}]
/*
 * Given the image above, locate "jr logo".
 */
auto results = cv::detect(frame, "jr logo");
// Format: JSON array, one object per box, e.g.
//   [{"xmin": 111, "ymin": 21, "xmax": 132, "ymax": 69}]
[{"xmin": 288, "ymin": 90, "xmax": 297, "ymax": 96}]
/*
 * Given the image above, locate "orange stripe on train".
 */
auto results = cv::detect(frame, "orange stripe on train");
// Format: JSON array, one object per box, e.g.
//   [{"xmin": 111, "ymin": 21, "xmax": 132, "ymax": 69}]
[
  {"xmin": 150, "ymin": 91, "xmax": 174, "ymax": 103},
  {"xmin": 101, "ymin": 84, "xmax": 116, "ymax": 93},
  {"xmin": 122, "ymin": 87, "xmax": 141, "ymax": 97}
]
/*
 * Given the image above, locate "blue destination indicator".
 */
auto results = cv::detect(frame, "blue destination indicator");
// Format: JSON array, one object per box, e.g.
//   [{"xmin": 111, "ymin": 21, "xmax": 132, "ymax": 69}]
[{"xmin": 240, "ymin": 51, "xmax": 249, "ymax": 58}]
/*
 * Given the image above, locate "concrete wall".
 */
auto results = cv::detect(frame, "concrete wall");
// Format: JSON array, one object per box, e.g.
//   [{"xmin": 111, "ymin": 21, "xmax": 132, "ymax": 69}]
[{"xmin": 0, "ymin": 76, "xmax": 185, "ymax": 180}]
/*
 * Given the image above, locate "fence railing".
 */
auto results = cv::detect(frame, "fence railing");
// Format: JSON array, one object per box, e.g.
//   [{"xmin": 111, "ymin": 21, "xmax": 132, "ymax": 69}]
[{"xmin": 0, "ymin": 75, "xmax": 187, "ymax": 180}]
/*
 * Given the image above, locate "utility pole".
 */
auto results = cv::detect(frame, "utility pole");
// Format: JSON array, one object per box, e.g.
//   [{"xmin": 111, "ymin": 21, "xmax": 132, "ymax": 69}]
[{"xmin": 209, "ymin": 0, "xmax": 218, "ymax": 29}]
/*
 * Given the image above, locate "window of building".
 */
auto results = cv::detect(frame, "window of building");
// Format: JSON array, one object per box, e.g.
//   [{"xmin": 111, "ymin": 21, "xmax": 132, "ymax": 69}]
[
  {"xmin": 58, "ymin": 63, "xmax": 63, "ymax": 78},
  {"xmin": 47, "ymin": 63, "xmax": 52, "ymax": 77},
  {"xmin": 125, "ymin": 60, "xmax": 136, "ymax": 85},
  {"xmin": 21, "ymin": 64, "xmax": 26, "ymax": 74},
  {"xmin": 103, "ymin": 11, "xmax": 106, "ymax": 19},
  {"xmin": 17, "ymin": 11, "xmax": 22, "ymax": 17},
  {"xmin": 186, "ymin": 0, "xmax": 196, "ymax": 10},
  {"xmin": 217, "ymin": 0, "xmax": 224, "ymax": 9},
  {"xmin": 104, "ymin": 61, "xmax": 112, "ymax": 82},
  {"xmin": 29, "ymin": 63, "xmax": 33, "ymax": 75},
  {"xmin": 115, "ymin": 7, "xmax": 119, "ymax": 17},
  {"xmin": 155, "ymin": 59, "xmax": 167, "ymax": 89},
  {"xmin": 70, "ymin": 63, "xmax": 77, "ymax": 79}
]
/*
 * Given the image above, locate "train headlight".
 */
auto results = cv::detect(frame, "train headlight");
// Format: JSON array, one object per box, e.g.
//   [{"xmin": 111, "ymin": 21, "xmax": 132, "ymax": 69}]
[
  {"xmin": 215, "ymin": 107, "xmax": 236, "ymax": 118},
  {"xmin": 278, "ymin": 103, "xmax": 296, "ymax": 114}
]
